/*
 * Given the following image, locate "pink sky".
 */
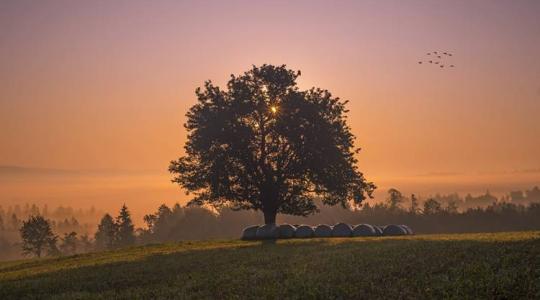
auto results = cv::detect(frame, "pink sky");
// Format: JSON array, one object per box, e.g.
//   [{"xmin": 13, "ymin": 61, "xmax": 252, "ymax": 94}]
[{"xmin": 1, "ymin": 1, "xmax": 539, "ymax": 213}]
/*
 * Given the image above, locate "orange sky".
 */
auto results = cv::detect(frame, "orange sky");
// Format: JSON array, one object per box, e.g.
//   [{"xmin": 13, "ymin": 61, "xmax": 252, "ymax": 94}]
[{"xmin": 1, "ymin": 1, "xmax": 540, "ymax": 213}]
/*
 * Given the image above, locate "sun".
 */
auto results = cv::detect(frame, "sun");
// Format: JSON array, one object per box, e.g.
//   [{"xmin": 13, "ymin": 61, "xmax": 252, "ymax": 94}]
[{"xmin": 270, "ymin": 106, "xmax": 278, "ymax": 114}]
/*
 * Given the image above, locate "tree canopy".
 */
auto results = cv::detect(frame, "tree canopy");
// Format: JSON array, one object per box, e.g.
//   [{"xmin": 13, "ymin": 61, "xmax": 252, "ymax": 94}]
[
  {"xmin": 170, "ymin": 64, "xmax": 375, "ymax": 224},
  {"xmin": 19, "ymin": 215, "xmax": 57, "ymax": 258}
]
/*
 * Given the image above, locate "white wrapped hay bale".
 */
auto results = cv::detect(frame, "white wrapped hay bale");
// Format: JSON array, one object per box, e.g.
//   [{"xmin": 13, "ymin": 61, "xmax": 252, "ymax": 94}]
[
  {"xmin": 256, "ymin": 224, "xmax": 278, "ymax": 239},
  {"xmin": 314, "ymin": 224, "xmax": 332, "ymax": 237},
  {"xmin": 373, "ymin": 226, "xmax": 384, "ymax": 236},
  {"xmin": 352, "ymin": 224, "xmax": 376, "ymax": 237},
  {"xmin": 382, "ymin": 224, "xmax": 408, "ymax": 236},
  {"xmin": 331, "ymin": 223, "xmax": 352, "ymax": 237},
  {"xmin": 278, "ymin": 224, "xmax": 296, "ymax": 239},
  {"xmin": 294, "ymin": 225, "xmax": 314, "ymax": 238},
  {"xmin": 241, "ymin": 225, "xmax": 259, "ymax": 240},
  {"xmin": 399, "ymin": 225, "xmax": 413, "ymax": 235}
]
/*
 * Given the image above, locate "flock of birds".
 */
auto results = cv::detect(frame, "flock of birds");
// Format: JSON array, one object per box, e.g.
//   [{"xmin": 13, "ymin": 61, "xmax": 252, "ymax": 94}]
[{"xmin": 418, "ymin": 51, "xmax": 455, "ymax": 68}]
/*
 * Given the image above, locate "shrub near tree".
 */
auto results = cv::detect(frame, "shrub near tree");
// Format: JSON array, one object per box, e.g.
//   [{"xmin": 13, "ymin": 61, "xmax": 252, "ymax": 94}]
[
  {"xmin": 19, "ymin": 215, "xmax": 58, "ymax": 258},
  {"xmin": 170, "ymin": 64, "xmax": 375, "ymax": 225}
]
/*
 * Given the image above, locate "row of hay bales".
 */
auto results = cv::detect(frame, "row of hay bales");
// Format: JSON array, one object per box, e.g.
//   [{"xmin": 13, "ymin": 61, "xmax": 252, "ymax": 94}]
[{"xmin": 242, "ymin": 223, "xmax": 413, "ymax": 240}]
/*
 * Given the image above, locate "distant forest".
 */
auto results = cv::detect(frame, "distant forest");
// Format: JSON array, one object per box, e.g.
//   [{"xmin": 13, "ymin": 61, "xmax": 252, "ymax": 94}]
[{"xmin": 1, "ymin": 186, "xmax": 539, "ymax": 261}]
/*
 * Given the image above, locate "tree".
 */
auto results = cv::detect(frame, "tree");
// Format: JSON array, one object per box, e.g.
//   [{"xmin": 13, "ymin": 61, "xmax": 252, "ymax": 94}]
[
  {"xmin": 170, "ymin": 65, "xmax": 375, "ymax": 224},
  {"xmin": 409, "ymin": 194, "xmax": 419, "ymax": 214},
  {"xmin": 19, "ymin": 215, "xmax": 57, "ymax": 258},
  {"xmin": 79, "ymin": 234, "xmax": 94, "ymax": 252},
  {"xmin": 446, "ymin": 200, "xmax": 459, "ymax": 214},
  {"xmin": 116, "ymin": 204, "xmax": 135, "ymax": 247},
  {"xmin": 387, "ymin": 188, "xmax": 404, "ymax": 210},
  {"xmin": 10, "ymin": 214, "xmax": 19, "ymax": 231},
  {"xmin": 59, "ymin": 231, "xmax": 78, "ymax": 255},
  {"xmin": 423, "ymin": 198, "xmax": 442, "ymax": 215},
  {"xmin": 95, "ymin": 214, "xmax": 117, "ymax": 250}
]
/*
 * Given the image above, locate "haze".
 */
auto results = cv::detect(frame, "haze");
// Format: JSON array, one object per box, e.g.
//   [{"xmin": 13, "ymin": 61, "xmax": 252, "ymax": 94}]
[{"xmin": 1, "ymin": 0, "xmax": 539, "ymax": 218}]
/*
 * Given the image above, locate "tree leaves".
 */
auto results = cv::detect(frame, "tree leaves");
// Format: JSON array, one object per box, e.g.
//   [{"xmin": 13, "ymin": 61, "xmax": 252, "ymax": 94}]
[{"xmin": 170, "ymin": 64, "xmax": 375, "ymax": 221}]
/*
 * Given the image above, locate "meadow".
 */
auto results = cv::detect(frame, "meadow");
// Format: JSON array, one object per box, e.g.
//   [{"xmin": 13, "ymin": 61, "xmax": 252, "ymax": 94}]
[{"xmin": 1, "ymin": 231, "xmax": 539, "ymax": 299}]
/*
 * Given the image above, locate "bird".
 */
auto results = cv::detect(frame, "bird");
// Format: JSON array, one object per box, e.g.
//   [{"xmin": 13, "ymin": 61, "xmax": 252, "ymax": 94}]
[
  {"xmin": 440, "ymin": 65, "xmax": 444, "ymax": 68},
  {"xmin": 427, "ymin": 53, "xmax": 431, "ymax": 55},
  {"xmin": 450, "ymin": 65, "xmax": 455, "ymax": 67},
  {"xmin": 437, "ymin": 56, "xmax": 441, "ymax": 58},
  {"xmin": 435, "ymin": 61, "xmax": 439, "ymax": 64},
  {"xmin": 429, "ymin": 60, "xmax": 433, "ymax": 63},
  {"xmin": 418, "ymin": 61, "xmax": 423, "ymax": 64},
  {"xmin": 434, "ymin": 51, "xmax": 438, "ymax": 54}
]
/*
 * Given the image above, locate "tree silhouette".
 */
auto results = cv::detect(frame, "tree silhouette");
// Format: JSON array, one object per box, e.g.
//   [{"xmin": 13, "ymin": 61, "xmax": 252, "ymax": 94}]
[
  {"xmin": 19, "ymin": 215, "xmax": 57, "ymax": 258},
  {"xmin": 170, "ymin": 64, "xmax": 375, "ymax": 224},
  {"xmin": 387, "ymin": 188, "xmax": 404, "ymax": 210},
  {"xmin": 116, "ymin": 204, "xmax": 135, "ymax": 247},
  {"xmin": 59, "ymin": 231, "xmax": 78, "ymax": 255},
  {"xmin": 95, "ymin": 214, "xmax": 117, "ymax": 250},
  {"xmin": 409, "ymin": 194, "xmax": 419, "ymax": 214},
  {"xmin": 423, "ymin": 198, "xmax": 442, "ymax": 215}
]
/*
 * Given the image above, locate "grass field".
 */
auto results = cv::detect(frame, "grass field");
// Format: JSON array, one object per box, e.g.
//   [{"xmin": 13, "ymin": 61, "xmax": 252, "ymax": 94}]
[{"xmin": 1, "ymin": 231, "xmax": 539, "ymax": 299}]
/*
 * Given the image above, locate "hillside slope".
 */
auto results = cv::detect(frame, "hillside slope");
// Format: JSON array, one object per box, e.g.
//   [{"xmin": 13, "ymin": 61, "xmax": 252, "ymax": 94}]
[{"xmin": 1, "ymin": 232, "xmax": 539, "ymax": 299}]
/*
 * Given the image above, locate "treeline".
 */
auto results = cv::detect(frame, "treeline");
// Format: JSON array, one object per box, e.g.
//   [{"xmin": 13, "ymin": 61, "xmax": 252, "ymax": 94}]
[
  {"xmin": 423, "ymin": 186, "xmax": 540, "ymax": 210},
  {"xmin": 3, "ymin": 186, "xmax": 540, "ymax": 260},
  {"xmin": 0, "ymin": 204, "xmax": 102, "ymax": 260}
]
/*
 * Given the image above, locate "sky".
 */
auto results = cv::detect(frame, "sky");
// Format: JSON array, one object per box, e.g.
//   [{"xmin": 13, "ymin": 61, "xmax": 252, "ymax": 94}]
[{"xmin": 1, "ymin": 0, "xmax": 539, "ymax": 213}]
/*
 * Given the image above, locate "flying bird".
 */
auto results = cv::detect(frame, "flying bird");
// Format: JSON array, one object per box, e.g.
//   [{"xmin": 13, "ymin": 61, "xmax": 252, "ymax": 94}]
[{"xmin": 418, "ymin": 50, "xmax": 455, "ymax": 69}]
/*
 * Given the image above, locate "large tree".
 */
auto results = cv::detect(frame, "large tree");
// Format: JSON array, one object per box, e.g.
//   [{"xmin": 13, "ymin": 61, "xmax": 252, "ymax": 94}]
[{"xmin": 170, "ymin": 65, "xmax": 375, "ymax": 224}]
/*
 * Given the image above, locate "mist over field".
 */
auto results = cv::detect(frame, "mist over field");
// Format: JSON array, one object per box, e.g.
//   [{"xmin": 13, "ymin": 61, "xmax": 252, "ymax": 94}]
[{"xmin": 1, "ymin": 165, "xmax": 538, "ymax": 225}]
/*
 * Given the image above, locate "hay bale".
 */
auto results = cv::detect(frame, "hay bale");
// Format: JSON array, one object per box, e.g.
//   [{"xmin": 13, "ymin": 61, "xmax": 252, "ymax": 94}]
[
  {"xmin": 352, "ymin": 224, "xmax": 376, "ymax": 237},
  {"xmin": 382, "ymin": 224, "xmax": 408, "ymax": 236},
  {"xmin": 332, "ymin": 223, "xmax": 352, "ymax": 237},
  {"xmin": 373, "ymin": 226, "xmax": 384, "ymax": 236},
  {"xmin": 314, "ymin": 224, "xmax": 332, "ymax": 237},
  {"xmin": 400, "ymin": 225, "xmax": 413, "ymax": 235},
  {"xmin": 294, "ymin": 225, "xmax": 314, "ymax": 238},
  {"xmin": 241, "ymin": 225, "xmax": 259, "ymax": 240},
  {"xmin": 256, "ymin": 224, "xmax": 278, "ymax": 239},
  {"xmin": 278, "ymin": 224, "xmax": 296, "ymax": 239}
]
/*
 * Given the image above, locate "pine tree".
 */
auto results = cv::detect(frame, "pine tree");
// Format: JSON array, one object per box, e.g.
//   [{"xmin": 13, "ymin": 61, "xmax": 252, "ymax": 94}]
[
  {"xmin": 116, "ymin": 204, "xmax": 135, "ymax": 247},
  {"xmin": 94, "ymin": 214, "xmax": 117, "ymax": 250}
]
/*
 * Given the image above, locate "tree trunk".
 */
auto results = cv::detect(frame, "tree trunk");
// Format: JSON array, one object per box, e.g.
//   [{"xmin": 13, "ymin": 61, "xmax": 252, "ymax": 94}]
[
  {"xmin": 261, "ymin": 182, "xmax": 279, "ymax": 225},
  {"xmin": 263, "ymin": 208, "xmax": 277, "ymax": 225}
]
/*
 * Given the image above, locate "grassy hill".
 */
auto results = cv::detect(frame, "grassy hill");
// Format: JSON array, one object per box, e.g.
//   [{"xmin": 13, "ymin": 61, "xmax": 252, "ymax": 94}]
[{"xmin": 1, "ymin": 232, "xmax": 539, "ymax": 299}]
